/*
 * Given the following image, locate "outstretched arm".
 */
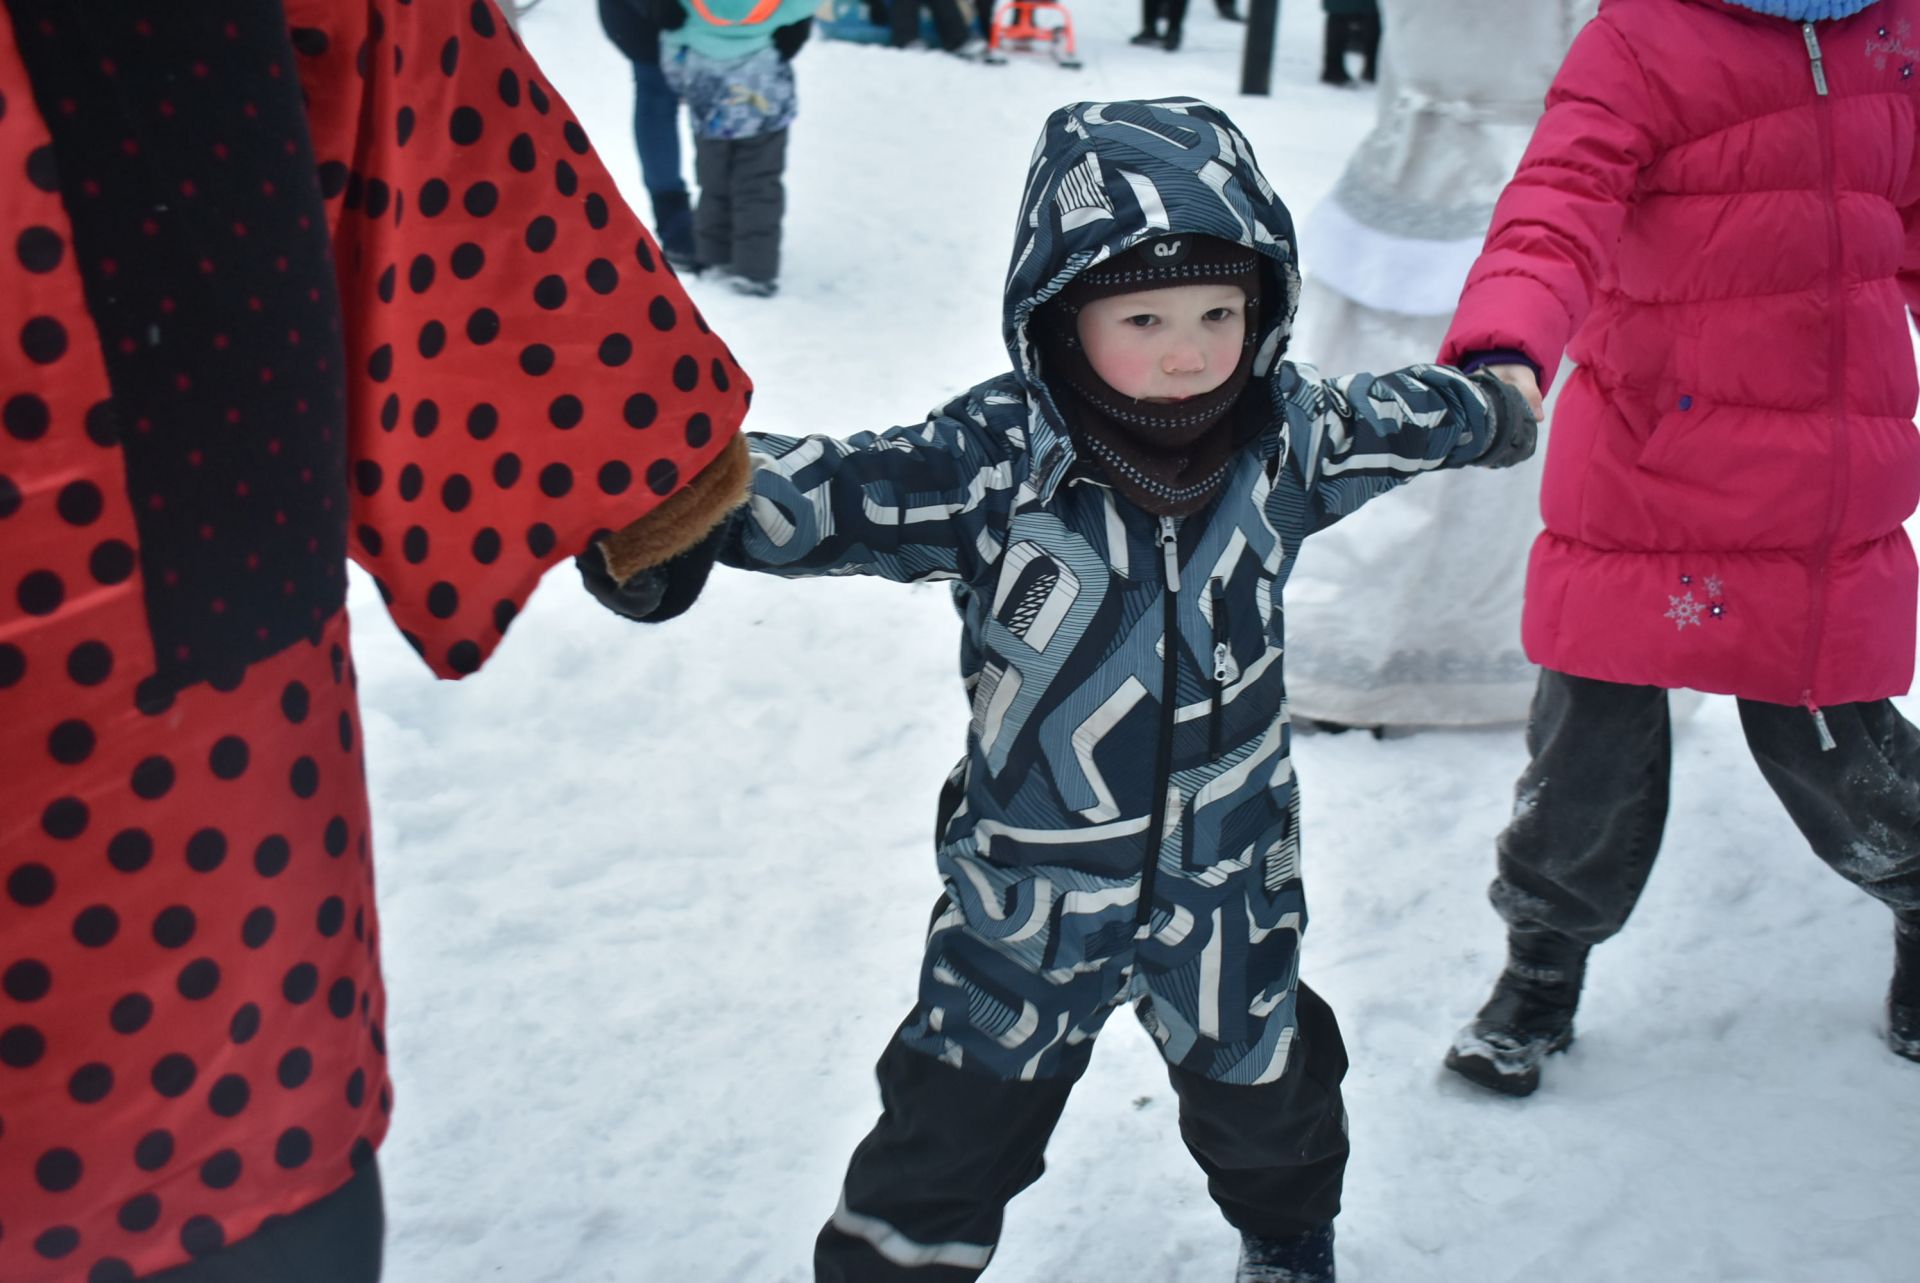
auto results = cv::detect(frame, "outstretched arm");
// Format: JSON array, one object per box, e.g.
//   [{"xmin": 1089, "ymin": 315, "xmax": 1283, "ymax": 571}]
[
  {"xmin": 1277, "ymin": 361, "xmax": 1534, "ymax": 531},
  {"xmin": 580, "ymin": 392, "xmax": 1025, "ymax": 621}
]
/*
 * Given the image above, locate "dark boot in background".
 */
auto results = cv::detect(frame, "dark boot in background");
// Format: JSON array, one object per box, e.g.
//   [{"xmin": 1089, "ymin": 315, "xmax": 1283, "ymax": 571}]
[
  {"xmin": 649, "ymin": 188, "xmax": 697, "ymax": 271},
  {"xmin": 1131, "ymin": 0, "xmax": 1162, "ymax": 43},
  {"xmin": 1891, "ymin": 912, "xmax": 1920, "ymax": 1062},
  {"xmin": 1445, "ymin": 930, "xmax": 1590, "ymax": 1096},
  {"xmin": 1236, "ymin": 1224, "xmax": 1334, "ymax": 1283}
]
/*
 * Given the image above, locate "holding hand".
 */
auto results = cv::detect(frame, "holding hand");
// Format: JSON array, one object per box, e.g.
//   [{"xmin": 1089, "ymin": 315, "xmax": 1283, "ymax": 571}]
[
  {"xmin": 577, "ymin": 516, "xmax": 733, "ymax": 623},
  {"xmin": 1485, "ymin": 362, "xmax": 1544, "ymax": 420},
  {"xmin": 1467, "ymin": 370, "xmax": 1540, "ymax": 470}
]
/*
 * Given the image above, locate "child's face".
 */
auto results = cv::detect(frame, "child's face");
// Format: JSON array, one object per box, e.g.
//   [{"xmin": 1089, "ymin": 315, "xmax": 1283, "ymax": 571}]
[{"xmin": 1075, "ymin": 283, "xmax": 1248, "ymax": 403}]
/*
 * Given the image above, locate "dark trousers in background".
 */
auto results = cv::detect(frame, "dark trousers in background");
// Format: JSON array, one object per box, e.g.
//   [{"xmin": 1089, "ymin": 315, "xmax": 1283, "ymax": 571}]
[
  {"xmin": 814, "ymin": 985, "xmax": 1349, "ymax": 1281},
  {"xmin": 891, "ymin": 0, "xmax": 974, "ymax": 49},
  {"xmin": 1320, "ymin": 12, "xmax": 1379, "ymax": 83},
  {"xmin": 692, "ymin": 129, "xmax": 789, "ymax": 286},
  {"xmin": 137, "ymin": 1160, "xmax": 383, "ymax": 1282},
  {"xmin": 1492, "ymin": 669, "xmax": 1920, "ymax": 945},
  {"xmin": 595, "ymin": 0, "xmax": 694, "ymax": 258}
]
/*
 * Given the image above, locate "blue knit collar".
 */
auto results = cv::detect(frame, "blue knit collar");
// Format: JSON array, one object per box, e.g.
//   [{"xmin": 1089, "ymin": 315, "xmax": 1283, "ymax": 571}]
[{"xmin": 1718, "ymin": 0, "xmax": 1881, "ymax": 20}]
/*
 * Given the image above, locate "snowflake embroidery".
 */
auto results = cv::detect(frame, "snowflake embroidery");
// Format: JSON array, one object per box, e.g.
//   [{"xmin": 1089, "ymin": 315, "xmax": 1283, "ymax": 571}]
[
  {"xmin": 1704, "ymin": 575, "xmax": 1724, "ymax": 598},
  {"xmin": 1666, "ymin": 592, "xmax": 1705, "ymax": 630},
  {"xmin": 1868, "ymin": 20, "xmax": 1919, "ymax": 73}
]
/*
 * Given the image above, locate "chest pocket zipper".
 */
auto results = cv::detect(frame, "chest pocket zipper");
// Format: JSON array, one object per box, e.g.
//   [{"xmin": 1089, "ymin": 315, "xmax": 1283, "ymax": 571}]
[{"xmin": 1210, "ymin": 577, "xmax": 1230, "ymax": 759}]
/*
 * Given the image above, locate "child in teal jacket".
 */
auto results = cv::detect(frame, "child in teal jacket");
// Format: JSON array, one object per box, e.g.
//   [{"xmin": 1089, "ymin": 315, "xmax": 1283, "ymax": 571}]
[{"xmin": 654, "ymin": 0, "xmax": 816, "ymax": 294}]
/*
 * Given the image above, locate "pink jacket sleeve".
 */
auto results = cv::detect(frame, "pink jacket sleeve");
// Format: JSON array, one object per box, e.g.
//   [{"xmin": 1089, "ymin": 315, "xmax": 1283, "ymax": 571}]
[{"xmin": 1439, "ymin": 16, "xmax": 1660, "ymax": 389}]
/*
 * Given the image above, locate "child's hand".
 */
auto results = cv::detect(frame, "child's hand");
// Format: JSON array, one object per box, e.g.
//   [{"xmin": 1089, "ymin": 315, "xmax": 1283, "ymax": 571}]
[
  {"xmin": 1467, "ymin": 371, "xmax": 1540, "ymax": 470},
  {"xmin": 577, "ymin": 547, "xmax": 671, "ymax": 622},
  {"xmin": 1486, "ymin": 362, "xmax": 1544, "ymax": 420},
  {"xmin": 576, "ymin": 515, "xmax": 733, "ymax": 624}
]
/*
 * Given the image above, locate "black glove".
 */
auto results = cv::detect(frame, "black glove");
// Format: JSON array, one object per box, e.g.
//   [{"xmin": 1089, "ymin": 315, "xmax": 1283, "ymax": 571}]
[
  {"xmin": 643, "ymin": 0, "xmax": 688, "ymax": 32},
  {"xmin": 772, "ymin": 16, "xmax": 812, "ymax": 60},
  {"xmin": 1468, "ymin": 370, "xmax": 1539, "ymax": 470},
  {"xmin": 576, "ymin": 517, "xmax": 732, "ymax": 623}
]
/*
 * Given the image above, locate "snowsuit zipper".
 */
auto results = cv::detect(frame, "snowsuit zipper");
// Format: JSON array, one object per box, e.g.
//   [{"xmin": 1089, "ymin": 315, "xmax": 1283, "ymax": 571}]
[
  {"xmin": 1799, "ymin": 20, "xmax": 1847, "ymax": 751},
  {"xmin": 1138, "ymin": 515, "xmax": 1182, "ymax": 928},
  {"xmin": 1209, "ymin": 578, "xmax": 1229, "ymax": 761}
]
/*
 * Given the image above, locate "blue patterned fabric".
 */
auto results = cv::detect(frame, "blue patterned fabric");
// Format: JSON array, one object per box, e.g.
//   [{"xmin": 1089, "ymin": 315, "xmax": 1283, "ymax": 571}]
[
  {"xmin": 1718, "ymin": 0, "xmax": 1880, "ymax": 19},
  {"xmin": 661, "ymin": 45, "xmax": 794, "ymax": 140},
  {"xmin": 723, "ymin": 100, "xmax": 1502, "ymax": 1084}
]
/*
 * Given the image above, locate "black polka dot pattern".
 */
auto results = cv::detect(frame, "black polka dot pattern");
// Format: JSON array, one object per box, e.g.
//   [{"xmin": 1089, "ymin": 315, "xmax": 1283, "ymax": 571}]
[{"xmin": 0, "ymin": 0, "xmax": 750, "ymax": 1275}]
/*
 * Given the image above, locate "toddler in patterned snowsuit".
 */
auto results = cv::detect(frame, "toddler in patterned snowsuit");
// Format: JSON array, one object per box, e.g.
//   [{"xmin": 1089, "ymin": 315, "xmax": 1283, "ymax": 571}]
[{"xmin": 581, "ymin": 98, "xmax": 1537, "ymax": 1282}]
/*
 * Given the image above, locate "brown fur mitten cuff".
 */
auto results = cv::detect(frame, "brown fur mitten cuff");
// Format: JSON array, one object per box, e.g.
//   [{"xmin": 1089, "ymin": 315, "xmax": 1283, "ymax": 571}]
[{"xmin": 596, "ymin": 433, "xmax": 750, "ymax": 584}]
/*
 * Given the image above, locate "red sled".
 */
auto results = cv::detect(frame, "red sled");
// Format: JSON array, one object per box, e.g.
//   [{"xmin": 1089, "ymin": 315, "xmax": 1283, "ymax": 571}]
[{"xmin": 983, "ymin": 0, "xmax": 1082, "ymax": 69}]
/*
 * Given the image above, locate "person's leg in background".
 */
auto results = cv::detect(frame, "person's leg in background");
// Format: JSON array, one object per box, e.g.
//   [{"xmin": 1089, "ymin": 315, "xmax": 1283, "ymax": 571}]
[
  {"xmin": 1353, "ymin": 9, "xmax": 1381, "ymax": 83},
  {"xmin": 1132, "ymin": 0, "xmax": 1163, "ymax": 43},
  {"xmin": 1159, "ymin": 0, "xmax": 1189, "ymax": 49},
  {"xmin": 596, "ymin": 0, "xmax": 696, "ymax": 264},
  {"xmin": 691, "ymin": 133, "xmax": 734, "ymax": 276},
  {"xmin": 1737, "ymin": 697, "xmax": 1920, "ymax": 1062},
  {"xmin": 1320, "ymin": 12, "xmax": 1353, "ymax": 83},
  {"xmin": 727, "ymin": 128, "xmax": 788, "ymax": 295}
]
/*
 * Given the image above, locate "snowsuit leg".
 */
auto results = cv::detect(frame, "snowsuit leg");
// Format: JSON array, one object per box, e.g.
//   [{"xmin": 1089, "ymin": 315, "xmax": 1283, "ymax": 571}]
[
  {"xmin": 1165, "ymin": 982, "xmax": 1349, "ymax": 1240},
  {"xmin": 814, "ymin": 1030, "xmax": 1087, "ymax": 1282},
  {"xmin": 134, "ymin": 1160, "xmax": 383, "ymax": 1282},
  {"xmin": 1489, "ymin": 669, "xmax": 1674, "ymax": 945},
  {"xmin": 692, "ymin": 134, "xmax": 734, "ymax": 272},
  {"xmin": 1737, "ymin": 698, "xmax": 1920, "ymax": 917},
  {"xmin": 726, "ymin": 128, "xmax": 788, "ymax": 287}
]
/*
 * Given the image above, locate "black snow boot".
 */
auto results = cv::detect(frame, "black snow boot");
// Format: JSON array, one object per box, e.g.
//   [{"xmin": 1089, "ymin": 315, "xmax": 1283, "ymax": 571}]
[
  {"xmin": 1444, "ymin": 930, "xmax": 1589, "ymax": 1096},
  {"xmin": 1891, "ymin": 913, "xmax": 1920, "ymax": 1063},
  {"xmin": 1236, "ymin": 1224, "xmax": 1334, "ymax": 1283}
]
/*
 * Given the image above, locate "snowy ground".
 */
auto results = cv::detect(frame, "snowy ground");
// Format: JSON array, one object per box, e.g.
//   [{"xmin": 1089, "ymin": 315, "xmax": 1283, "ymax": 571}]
[{"xmin": 354, "ymin": 4, "xmax": 1920, "ymax": 1280}]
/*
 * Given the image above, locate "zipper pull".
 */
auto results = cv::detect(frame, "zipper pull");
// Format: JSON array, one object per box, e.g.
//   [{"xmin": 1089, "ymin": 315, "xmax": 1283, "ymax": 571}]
[
  {"xmin": 1803, "ymin": 21, "xmax": 1829, "ymax": 96},
  {"xmin": 1212, "ymin": 642, "xmax": 1230, "ymax": 684},
  {"xmin": 1158, "ymin": 515, "xmax": 1180, "ymax": 592},
  {"xmin": 1809, "ymin": 705, "xmax": 1837, "ymax": 752}
]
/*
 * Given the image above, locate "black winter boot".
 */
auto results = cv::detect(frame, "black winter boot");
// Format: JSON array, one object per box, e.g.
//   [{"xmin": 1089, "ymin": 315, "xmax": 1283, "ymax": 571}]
[
  {"xmin": 1236, "ymin": 1224, "xmax": 1334, "ymax": 1283},
  {"xmin": 1891, "ymin": 913, "xmax": 1920, "ymax": 1063},
  {"xmin": 1444, "ymin": 930, "xmax": 1589, "ymax": 1096}
]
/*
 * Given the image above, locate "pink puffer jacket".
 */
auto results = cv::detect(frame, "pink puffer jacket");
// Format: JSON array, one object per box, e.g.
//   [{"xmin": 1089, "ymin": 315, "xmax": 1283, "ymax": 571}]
[{"xmin": 1442, "ymin": 0, "xmax": 1920, "ymax": 709}]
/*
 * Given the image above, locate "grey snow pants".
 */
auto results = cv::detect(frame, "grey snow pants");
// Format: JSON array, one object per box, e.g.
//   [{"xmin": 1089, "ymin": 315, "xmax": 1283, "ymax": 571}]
[
  {"xmin": 1493, "ymin": 669, "xmax": 1920, "ymax": 944},
  {"xmin": 693, "ymin": 127, "xmax": 787, "ymax": 286}
]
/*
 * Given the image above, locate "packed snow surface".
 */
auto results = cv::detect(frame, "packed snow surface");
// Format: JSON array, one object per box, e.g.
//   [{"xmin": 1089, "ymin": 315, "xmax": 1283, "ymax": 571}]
[{"xmin": 358, "ymin": 4, "xmax": 1919, "ymax": 1279}]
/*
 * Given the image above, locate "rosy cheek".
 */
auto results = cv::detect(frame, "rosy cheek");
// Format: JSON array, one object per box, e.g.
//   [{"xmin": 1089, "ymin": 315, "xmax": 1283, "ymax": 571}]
[{"xmin": 1085, "ymin": 339, "xmax": 1157, "ymax": 397}]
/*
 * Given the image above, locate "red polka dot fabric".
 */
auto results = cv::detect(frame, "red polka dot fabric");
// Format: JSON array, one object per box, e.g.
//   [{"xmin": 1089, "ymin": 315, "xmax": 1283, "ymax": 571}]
[{"xmin": 0, "ymin": 1, "xmax": 750, "ymax": 1278}]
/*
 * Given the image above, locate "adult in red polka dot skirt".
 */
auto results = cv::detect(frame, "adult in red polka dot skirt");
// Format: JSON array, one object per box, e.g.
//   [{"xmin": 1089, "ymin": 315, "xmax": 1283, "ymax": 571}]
[{"xmin": 0, "ymin": 2, "xmax": 752, "ymax": 1279}]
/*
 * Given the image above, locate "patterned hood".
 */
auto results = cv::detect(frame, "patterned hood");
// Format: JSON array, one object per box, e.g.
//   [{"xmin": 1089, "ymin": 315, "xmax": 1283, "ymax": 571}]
[{"xmin": 1003, "ymin": 99, "xmax": 1304, "ymax": 423}]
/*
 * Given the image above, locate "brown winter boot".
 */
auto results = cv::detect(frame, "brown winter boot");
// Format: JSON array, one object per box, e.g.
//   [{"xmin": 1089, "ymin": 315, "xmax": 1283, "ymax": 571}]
[{"xmin": 1444, "ymin": 930, "xmax": 1589, "ymax": 1096}]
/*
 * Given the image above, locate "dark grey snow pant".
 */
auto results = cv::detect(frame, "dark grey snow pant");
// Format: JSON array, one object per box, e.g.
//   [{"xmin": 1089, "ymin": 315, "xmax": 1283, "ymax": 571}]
[
  {"xmin": 1492, "ymin": 669, "xmax": 1920, "ymax": 945},
  {"xmin": 692, "ymin": 128, "xmax": 787, "ymax": 286},
  {"xmin": 814, "ymin": 984, "xmax": 1348, "ymax": 1281}
]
